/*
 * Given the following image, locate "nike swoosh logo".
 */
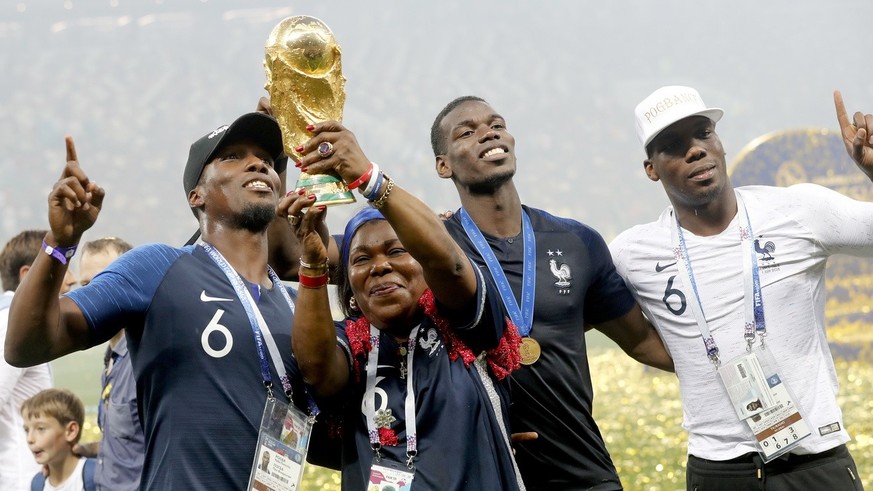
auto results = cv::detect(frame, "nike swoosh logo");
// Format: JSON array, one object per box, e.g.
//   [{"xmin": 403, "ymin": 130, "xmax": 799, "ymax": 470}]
[
  {"xmin": 200, "ymin": 290, "xmax": 234, "ymax": 303},
  {"xmin": 654, "ymin": 261, "xmax": 677, "ymax": 273}
]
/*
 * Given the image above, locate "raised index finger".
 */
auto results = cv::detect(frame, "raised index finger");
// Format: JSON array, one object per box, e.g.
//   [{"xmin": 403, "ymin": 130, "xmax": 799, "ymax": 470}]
[
  {"xmin": 65, "ymin": 135, "xmax": 78, "ymax": 163},
  {"xmin": 834, "ymin": 90, "xmax": 852, "ymax": 134},
  {"xmin": 62, "ymin": 136, "xmax": 90, "ymax": 185},
  {"xmin": 62, "ymin": 136, "xmax": 80, "ymax": 180}
]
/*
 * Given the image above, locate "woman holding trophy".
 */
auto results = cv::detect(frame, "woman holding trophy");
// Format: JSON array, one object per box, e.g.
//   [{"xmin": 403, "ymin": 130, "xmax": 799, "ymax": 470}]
[
  {"xmin": 285, "ymin": 118, "xmax": 525, "ymax": 490},
  {"xmin": 267, "ymin": 16, "xmax": 524, "ymax": 489}
]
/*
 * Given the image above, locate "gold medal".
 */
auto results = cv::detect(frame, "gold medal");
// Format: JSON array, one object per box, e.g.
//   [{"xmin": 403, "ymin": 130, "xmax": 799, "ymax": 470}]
[{"xmin": 519, "ymin": 337, "xmax": 541, "ymax": 365}]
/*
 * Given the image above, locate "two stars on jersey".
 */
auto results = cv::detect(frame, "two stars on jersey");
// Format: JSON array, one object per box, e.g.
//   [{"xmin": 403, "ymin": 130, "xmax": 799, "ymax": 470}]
[{"xmin": 546, "ymin": 249, "xmax": 572, "ymax": 295}]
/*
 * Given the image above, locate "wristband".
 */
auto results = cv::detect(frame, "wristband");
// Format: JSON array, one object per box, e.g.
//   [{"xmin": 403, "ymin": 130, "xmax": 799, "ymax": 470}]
[
  {"xmin": 298, "ymin": 272, "xmax": 328, "ymax": 289},
  {"xmin": 347, "ymin": 162, "xmax": 375, "ymax": 190},
  {"xmin": 363, "ymin": 171, "xmax": 385, "ymax": 201},
  {"xmin": 359, "ymin": 162, "xmax": 381, "ymax": 196},
  {"xmin": 43, "ymin": 240, "xmax": 77, "ymax": 265}
]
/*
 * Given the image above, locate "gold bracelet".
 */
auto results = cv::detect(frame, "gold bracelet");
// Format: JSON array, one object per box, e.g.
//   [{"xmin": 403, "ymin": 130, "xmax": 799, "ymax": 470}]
[
  {"xmin": 299, "ymin": 258, "xmax": 329, "ymax": 272},
  {"xmin": 370, "ymin": 176, "xmax": 394, "ymax": 209}
]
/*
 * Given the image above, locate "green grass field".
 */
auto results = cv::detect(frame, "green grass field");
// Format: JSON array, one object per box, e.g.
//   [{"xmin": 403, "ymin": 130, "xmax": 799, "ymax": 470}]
[{"xmin": 56, "ymin": 331, "xmax": 872, "ymax": 490}]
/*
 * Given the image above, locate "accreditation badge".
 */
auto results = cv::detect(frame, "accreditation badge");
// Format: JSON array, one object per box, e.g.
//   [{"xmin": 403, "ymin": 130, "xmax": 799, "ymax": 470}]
[
  {"xmin": 717, "ymin": 352, "xmax": 775, "ymax": 420},
  {"xmin": 247, "ymin": 398, "xmax": 313, "ymax": 491},
  {"xmin": 369, "ymin": 459, "xmax": 414, "ymax": 490},
  {"xmin": 720, "ymin": 347, "xmax": 811, "ymax": 462}
]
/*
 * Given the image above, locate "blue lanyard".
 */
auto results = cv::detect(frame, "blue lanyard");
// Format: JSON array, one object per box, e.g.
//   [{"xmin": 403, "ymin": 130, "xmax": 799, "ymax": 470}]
[
  {"xmin": 673, "ymin": 220, "xmax": 717, "ymax": 362},
  {"xmin": 672, "ymin": 192, "xmax": 767, "ymax": 366},
  {"xmin": 739, "ymin": 196, "xmax": 767, "ymax": 347},
  {"xmin": 458, "ymin": 208, "xmax": 536, "ymax": 336},
  {"xmin": 201, "ymin": 243, "xmax": 296, "ymax": 399}
]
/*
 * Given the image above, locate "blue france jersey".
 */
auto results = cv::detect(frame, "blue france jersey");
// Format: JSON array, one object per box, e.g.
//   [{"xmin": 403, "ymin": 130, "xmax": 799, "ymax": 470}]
[
  {"xmin": 445, "ymin": 206, "xmax": 635, "ymax": 490},
  {"xmin": 331, "ymin": 267, "xmax": 522, "ymax": 491},
  {"xmin": 67, "ymin": 244, "xmax": 303, "ymax": 491}
]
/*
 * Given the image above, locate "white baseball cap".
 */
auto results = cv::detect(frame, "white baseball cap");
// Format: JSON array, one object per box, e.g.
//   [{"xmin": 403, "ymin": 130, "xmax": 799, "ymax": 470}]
[{"xmin": 634, "ymin": 85, "xmax": 724, "ymax": 150}]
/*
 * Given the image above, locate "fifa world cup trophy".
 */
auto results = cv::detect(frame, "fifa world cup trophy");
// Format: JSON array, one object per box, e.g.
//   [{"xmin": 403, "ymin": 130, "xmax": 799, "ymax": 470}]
[{"xmin": 265, "ymin": 16, "xmax": 355, "ymax": 205}]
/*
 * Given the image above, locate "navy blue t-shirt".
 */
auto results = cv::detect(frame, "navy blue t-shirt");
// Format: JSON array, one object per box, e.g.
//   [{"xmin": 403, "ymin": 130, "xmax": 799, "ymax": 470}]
[
  {"xmin": 445, "ymin": 206, "xmax": 635, "ymax": 491},
  {"xmin": 68, "ymin": 244, "xmax": 304, "ymax": 491},
  {"xmin": 329, "ymin": 267, "xmax": 522, "ymax": 491}
]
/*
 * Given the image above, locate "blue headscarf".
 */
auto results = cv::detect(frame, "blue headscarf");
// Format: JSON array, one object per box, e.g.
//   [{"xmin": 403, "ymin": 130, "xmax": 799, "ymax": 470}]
[{"xmin": 340, "ymin": 207, "xmax": 386, "ymax": 268}]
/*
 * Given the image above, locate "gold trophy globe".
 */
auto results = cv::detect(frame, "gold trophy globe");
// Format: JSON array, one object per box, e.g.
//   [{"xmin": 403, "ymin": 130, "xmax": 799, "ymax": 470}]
[{"xmin": 265, "ymin": 15, "xmax": 355, "ymax": 205}]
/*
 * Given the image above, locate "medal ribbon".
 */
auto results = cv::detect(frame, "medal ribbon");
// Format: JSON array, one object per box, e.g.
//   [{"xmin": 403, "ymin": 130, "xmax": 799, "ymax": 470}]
[
  {"xmin": 671, "ymin": 191, "xmax": 767, "ymax": 367},
  {"xmin": 202, "ymin": 243, "xmax": 298, "ymax": 401},
  {"xmin": 458, "ymin": 208, "xmax": 536, "ymax": 336},
  {"xmin": 364, "ymin": 325, "xmax": 420, "ymax": 469}
]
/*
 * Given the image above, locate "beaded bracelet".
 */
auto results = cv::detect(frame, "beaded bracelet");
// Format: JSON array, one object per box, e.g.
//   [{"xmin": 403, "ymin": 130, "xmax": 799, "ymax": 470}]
[
  {"xmin": 298, "ymin": 272, "xmax": 328, "ymax": 289},
  {"xmin": 347, "ymin": 162, "xmax": 375, "ymax": 190},
  {"xmin": 370, "ymin": 176, "xmax": 395, "ymax": 209}
]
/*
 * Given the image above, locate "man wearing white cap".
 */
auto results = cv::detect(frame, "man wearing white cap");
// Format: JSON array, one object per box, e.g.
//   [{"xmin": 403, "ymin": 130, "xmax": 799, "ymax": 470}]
[{"xmin": 610, "ymin": 86, "xmax": 873, "ymax": 489}]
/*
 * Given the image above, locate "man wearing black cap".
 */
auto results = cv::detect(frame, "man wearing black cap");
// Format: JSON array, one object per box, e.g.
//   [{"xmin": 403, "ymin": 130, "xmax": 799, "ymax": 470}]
[{"xmin": 4, "ymin": 113, "xmax": 308, "ymax": 491}]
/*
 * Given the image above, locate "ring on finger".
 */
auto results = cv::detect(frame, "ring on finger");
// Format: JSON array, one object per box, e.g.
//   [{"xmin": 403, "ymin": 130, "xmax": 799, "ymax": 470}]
[
  {"xmin": 317, "ymin": 141, "xmax": 334, "ymax": 158},
  {"xmin": 288, "ymin": 215, "xmax": 300, "ymax": 226}
]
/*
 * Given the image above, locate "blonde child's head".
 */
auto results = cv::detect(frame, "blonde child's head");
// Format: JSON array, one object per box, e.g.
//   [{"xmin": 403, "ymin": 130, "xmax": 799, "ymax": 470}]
[
  {"xmin": 21, "ymin": 388, "xmax": 85, "ymax": 469},
  {"xmin": 21, "ymin": 388, "xmax": 85, "ymax": 440}
]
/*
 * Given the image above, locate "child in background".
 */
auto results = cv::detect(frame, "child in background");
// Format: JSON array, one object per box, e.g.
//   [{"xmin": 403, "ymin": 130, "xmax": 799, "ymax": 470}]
[{"xmin": 21, "ymin": 389, "xmax": 95, "ymax": 491}]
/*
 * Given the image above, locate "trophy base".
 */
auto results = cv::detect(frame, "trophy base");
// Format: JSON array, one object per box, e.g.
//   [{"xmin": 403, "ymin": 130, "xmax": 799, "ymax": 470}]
[
  {"xmin": 294, "ymin": 172, "xmax": 356, "ymax": 206},
  {"xmin": 313, "ymin": 193, "xmax": 357, "ymax": 206}
]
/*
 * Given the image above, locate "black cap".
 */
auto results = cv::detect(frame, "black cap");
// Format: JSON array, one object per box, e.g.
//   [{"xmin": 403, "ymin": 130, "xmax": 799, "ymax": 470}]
[{"xmin": 182, "ymin": 112, "xmax": 287, "ymax": 202}]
